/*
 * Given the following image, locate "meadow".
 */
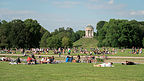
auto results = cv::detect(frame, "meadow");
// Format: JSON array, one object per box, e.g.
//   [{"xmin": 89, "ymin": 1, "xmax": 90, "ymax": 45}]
[{"xmin": 0, "ymin": 62, "xmax": 144, "ymax": 81}]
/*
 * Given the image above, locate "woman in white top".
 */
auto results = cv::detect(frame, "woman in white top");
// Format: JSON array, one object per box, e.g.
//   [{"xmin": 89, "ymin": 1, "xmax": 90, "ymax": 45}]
[{"xmin": 94, "ymin": 62, "xmax": 113, "ymax": 67}]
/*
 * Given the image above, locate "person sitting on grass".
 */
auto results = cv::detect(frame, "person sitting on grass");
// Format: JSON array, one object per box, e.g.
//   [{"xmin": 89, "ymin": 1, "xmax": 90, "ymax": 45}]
[
  {"xmin": 94, "ymin": 62, "xmax": 114, "ymax": 67},
  {"xmin": 122, "ymin": 61, "xmax": 136, "ymax": 65},
  {"xmin": 27, "ymin": 57, "xmax": 32, "ymax": 65},
  {"xmin": 40, "ymin": 57, "xmax": 44, "ymax": 64},
  {"xmin": 1, "ymin": 56, "xmax": 6, "ymax": 61},
  {"xmin": 43, "ymin": 57, "xmax": 48, "ymax": 64},
  {"xmin": 72, "ymin": 59, "xmax": 76, "ymax": 63},
  {"xmin": 31, "ymin": 54, "xmax": 37, "ymax": 64},
  {"xmin": 47, "ymin": 57, "xmax": 51, "ymax": 63},
  {"xmin": 16, "ymin": 57, "xmax": 21, "ymax": 64},
  {"xmin": 40, "ymin": 57, "xmax": 47, "ymax": 64}
]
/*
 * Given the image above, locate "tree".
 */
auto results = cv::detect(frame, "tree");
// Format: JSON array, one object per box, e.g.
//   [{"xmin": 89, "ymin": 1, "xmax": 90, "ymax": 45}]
[
  {"xmin": 40, "ymin": 31, "xmax": 50, "ymax": 48},
  {"xmin": 97, "ymin": 19, "xmax": 143, "ymax": 48},
  {"xmin": 47, "ymin": 36, "xmax": 61, "ymax": 49},
  {"xmin": 40, "ymin": 27, "xmax": 47, "ymax": 37},
  {"xmin": 62, "ymin": 36, "xmax": 73, "ymax": 48},
  {"xmin": 142, "ymin": 38, "xmax": 144, "ymax": 47},
  {"xmin": 96, "ymin": 21, "xmax": 107, "ymax": 31},
  {"xmin": 0, "ymin": 20, "xmax": 9, "ymax": 48},
  {"xmin": 8, "ymin": 19, "xmax": 26, "ymax": 48},
  {"xmin": 75, "ymin": 30, "xmax": 85, "ymax": 40},
  {"xmin": 24, "ymin": 19, "xmax": 42, "ymax": 48}
]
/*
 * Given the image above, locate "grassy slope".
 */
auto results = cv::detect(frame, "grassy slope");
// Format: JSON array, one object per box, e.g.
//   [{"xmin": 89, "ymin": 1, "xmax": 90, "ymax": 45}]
[
  {"xmin": 0, "ymin": 62, "xmax": 144, "ymax": 81},
  {"xmin": 73, "ymin": 38, "xmax": 98, "ymax": 48}
]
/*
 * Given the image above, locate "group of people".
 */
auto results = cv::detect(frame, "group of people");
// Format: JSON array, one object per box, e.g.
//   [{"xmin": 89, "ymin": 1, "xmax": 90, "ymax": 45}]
[
  {"xmin": 0, "ymin": 54, "xmax": 138, "ymax": 67},
  {"xmin": 53, "ymin": 48, "xmax": 71, "ymax": 56},
  {"xmin": 40, "ymin": 56, "xmax": 56, "ymax": 64},
  {"xmin": 8, "ymin": 54, "xmax": 57, "ymax": 65},
  {"xmin": 0, "ymin": 56, "xmax": 13, "ymax": 62},
  {"xmin": 26, "ymin": 54, "xmax": 37, "ymax": 64},
  {"xmin": 65, "ymin": 55, "xmax": 108, "ymax": 63},
  {"xmin": 65, "ymin": 55, "xmax": 80, "ymax": 63},
  {"xmin": 0, "ymin": 47, "xmax": 143, "ymax": 56},
  {"xmin": 0, "ymin": 49, "xmax": 16, "ymax": 54},
  {"xmin": 131, "ymin": 46, "xmax": 142, "ymax": 54}
]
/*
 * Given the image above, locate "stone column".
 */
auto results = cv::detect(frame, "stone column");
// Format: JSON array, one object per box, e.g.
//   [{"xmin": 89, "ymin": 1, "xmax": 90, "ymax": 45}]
[
  {"xmin": 86, "ymin": 30, "xmax": 88, "ymax": 37},
  {"xmin": 87, "ymin": 30, "xmax": 88, "ymax": 37},
  {"xmin": 85, "ymin": 30, "xmax": 88, "ymax": 37},
  {"xmin": 88, "ymin": 30, "xmax": 89, "ymax": 37},
  {"xmin": 91, "ymin": 30, "xmax": 92, "ymax": 37},
  {"xmin": 92, "ymin": 30, "xmax": 94, "ymax": 37}
]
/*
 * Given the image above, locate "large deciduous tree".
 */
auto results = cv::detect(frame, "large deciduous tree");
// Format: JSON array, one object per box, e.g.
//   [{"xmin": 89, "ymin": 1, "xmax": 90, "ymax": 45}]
[
  {"xmin": 40, "ymin": 31, "xmax": 50, "ymax": 48},
  {"xmin": 97, "ymin": 19, "xmax": 144, "ymax": 48}
]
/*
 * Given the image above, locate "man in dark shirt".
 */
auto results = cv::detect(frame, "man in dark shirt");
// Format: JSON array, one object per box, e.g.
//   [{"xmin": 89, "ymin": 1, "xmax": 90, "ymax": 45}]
[
  {"xmin": 16, "ymin": 57, "xmax": 21, "ymax": 64},
  {"xmin": 122, "ymin": 61, "xmax": 136, "ymax": 65}
]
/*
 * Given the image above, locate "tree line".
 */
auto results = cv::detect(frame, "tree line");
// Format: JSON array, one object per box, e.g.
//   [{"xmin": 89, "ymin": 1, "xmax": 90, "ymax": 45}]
[
  {"xmin": 96, "ymin": 19, "xmax": 144, "ymax": 48},
  {"xmin": 40, "ymin": 27, "xmax": 85, "ymax": 49},
  {"xmin": 0, "ymin": 19, "xmax": 85, "ymax": 49},
  {"xmin": 1, "ymin": 18, "xmax": 144, "ymax": 49}
]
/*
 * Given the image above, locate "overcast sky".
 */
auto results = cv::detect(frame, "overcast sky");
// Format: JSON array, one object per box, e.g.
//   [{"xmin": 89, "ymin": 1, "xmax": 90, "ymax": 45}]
[{"xmin": 0, "ymin": 0, "xmax": 144, "ymax": 32}]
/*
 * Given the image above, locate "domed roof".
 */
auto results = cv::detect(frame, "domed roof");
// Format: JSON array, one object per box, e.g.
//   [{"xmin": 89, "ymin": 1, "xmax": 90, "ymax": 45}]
[{"xmin": 85, "ymin": 24, "xmax": 94, "ymax": 30}]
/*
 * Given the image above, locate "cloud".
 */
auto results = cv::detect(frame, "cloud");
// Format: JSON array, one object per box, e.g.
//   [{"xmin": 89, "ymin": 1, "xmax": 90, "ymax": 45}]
[
  {"xmin": 53, "ymin": 1, "xmax": 80, "ymax": 8},
  {"xmin": 0, "ymin": 8, "xmax": 34, "ymax": 15},
  {"xmin": 86, "ymin": 3, "xmax": 125, "ymax": 10},
  {"xmin": 108, "ymin": 0, "xmax": 114, "ymax": 5},
  {"xmin": 86, "ymin": 0, "xmax": 125, "ymax": 10},
  {"xmin": 130, "ymin": 10, "xmax": 144, "ymax": 16}
]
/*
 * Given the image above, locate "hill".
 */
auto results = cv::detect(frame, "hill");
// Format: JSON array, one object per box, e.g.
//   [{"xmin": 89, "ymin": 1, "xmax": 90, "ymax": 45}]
[{"xmin": 73, "ymin": 37, "xmax": 98, "ymax": 48}]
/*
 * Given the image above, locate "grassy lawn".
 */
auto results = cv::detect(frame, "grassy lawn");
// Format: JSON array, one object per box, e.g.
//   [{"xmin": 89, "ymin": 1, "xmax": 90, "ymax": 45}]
[
  {"xmin": 73, "ymin": 38, "xmax": 98, "ymax": 48},
  {"xmin": 0, "ymin": 62, "xmax": 144, "ymax": 81}
]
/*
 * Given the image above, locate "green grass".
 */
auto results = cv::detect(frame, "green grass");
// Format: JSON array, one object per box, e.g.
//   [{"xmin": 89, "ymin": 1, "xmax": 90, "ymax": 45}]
[
  {"xmin": 0, "ymin": 62, "xmax": 144, "ymax": 81},
  {"xmin": 73, "ymin": 38, "xmax": 98, "ymax": 48}
]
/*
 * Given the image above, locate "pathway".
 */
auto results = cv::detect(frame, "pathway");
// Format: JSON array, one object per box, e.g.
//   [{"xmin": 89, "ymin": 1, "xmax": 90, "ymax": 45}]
[{"xmin": 0, "ymin": 54, "xmax": 144, "ymax": 59}]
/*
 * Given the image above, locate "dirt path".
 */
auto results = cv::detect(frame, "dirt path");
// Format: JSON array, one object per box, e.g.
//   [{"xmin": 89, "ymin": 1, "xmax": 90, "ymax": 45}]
[{"xmin": 0, "ymin": 54, "xmax": 144, "ymax": 59}]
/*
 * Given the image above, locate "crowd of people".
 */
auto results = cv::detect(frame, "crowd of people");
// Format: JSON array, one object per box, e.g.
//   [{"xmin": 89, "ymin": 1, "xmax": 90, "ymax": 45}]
[
  {"xmin": 64, "ymin": 54, "xmax": 108, "ymax": 64},
  {"xmin": 0, "ymin": 56, "xmax": 13, "ymax": 62},
  {"xmin": 130, "ymin": 46, "xmax": 142, "ymax": 54},
  {"xmin": 0, "ymin": 54, "xmax": 57, "ymax": 65},
  {"xmin": 0, "ymin": 54, "xmax": 139, "ymax": 67},
  {"xmin": 0, "ymin": 47, "xmax": 143, "ymax": 56},
  {"xmin": 40, "ymin": 56, "xmax": 58, "ymax": 64},
  {"xmin": 0, "ymin": 46, "xmax": 143, "ymax": 67}
]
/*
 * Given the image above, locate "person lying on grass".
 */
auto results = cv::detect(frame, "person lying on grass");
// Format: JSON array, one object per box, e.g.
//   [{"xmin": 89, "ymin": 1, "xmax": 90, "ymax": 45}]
[
  {"xmin": 122, "ymin": 61, "xmax": 136, "ymax": 65},
  {"xmin": 93, "ymin": 62, "xmax": 114, "ymax": 67},
  {"xmin": 9, "ymin": 57, "xmax": 21, "ymax": 65}
]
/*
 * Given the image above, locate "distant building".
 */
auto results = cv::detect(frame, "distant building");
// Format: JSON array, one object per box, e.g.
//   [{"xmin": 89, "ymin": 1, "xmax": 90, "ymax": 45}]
[{"xmin": 84, "ymin": 24, "xmax": 94, "ymax": 38}]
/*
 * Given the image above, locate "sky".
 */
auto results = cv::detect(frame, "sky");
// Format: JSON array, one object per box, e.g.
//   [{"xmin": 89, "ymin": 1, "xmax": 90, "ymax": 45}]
[{"xmin": 0, "ymin": 0, "xmax": 144, "ymax": 32}]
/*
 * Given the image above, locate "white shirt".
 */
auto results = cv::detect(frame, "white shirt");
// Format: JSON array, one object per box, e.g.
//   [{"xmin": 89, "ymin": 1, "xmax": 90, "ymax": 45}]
[
  {"xmin": 47, "ymin": 59, "xmax": 50, "ymax": 62},
  {"xmin": 100, "ymin": 63, "xmax": 112, "ymax": 67},
  {"xmin": 41, "ymin": 58, "xmax": 44, "ymax": 61},
  {"xmin": 105, "ymin": 63, "xmax": 112, "ymax": 67}
]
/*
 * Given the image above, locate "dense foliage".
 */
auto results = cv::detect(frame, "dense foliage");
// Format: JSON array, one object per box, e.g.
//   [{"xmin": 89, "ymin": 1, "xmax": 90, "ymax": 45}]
[
  {"xmin": 0, "ymin": 19, "xmax": 46, "ymax": 49},
  {"xmin": 0, "ymin": 19, "xmax": 85, "ymax": 49},
  {"xmin": 96, "ymin": 19, "xmax": 144, "ymax": 48},
  {"xmin": 45, "ymin": 27, "xmax": 84, "ymax": 48},
  {"xmin": 1, "ymin": 18, "xmax": 144, "ymax": 49}
]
